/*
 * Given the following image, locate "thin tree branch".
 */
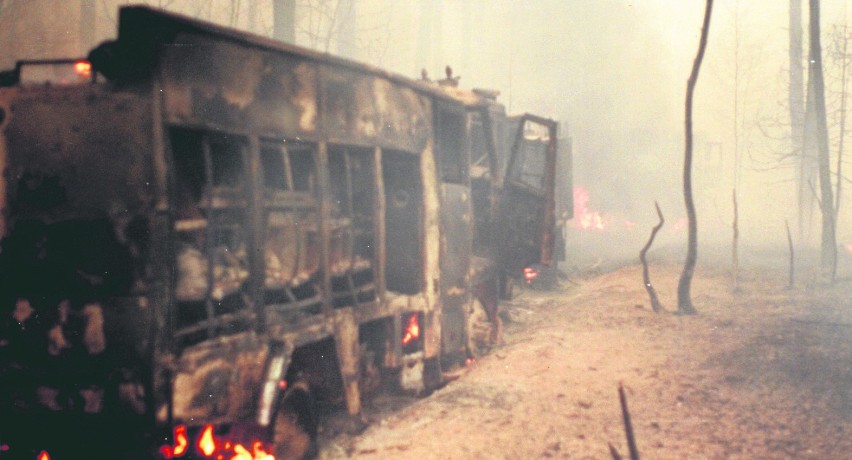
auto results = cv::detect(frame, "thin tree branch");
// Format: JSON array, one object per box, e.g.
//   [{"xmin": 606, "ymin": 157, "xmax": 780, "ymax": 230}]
[{"xmin": 640, "ymin": 202, "xmax": 665, "ymax": 313}]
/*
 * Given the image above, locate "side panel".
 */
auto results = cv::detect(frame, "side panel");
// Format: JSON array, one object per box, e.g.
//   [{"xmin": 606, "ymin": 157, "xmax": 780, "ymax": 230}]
[
  {"xmin": 439, "ymin": 183, "xmax": 472, "ymax": 357},
  {"xmin": 160, "ymin": 32, "xmax": 318, "ymax": 139}
]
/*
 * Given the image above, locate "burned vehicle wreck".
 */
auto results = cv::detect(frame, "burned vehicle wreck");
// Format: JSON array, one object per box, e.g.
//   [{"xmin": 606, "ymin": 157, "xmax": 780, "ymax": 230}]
[{"xmin": 0, "ymin": 6, "xmax": 563, "ymax": 459}]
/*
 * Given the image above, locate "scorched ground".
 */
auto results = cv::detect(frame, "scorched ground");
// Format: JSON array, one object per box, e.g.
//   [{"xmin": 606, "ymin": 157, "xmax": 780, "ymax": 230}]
[{"xmin": 315, "ymin": 260, "xmax": 852, "ymax": 459}]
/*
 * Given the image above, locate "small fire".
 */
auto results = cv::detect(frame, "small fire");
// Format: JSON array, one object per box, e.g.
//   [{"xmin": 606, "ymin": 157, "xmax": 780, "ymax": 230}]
[
  {"xmin": 73, "ymin": 60, "xmax": 92, "ymax": 79},
  {"xmin": 523, "ymin": 266, "xmax": 539, "ymax": 284},
  {"xmin": 844, "ymin": 243, "xmax": 852, "ymax": 254},
  {"xmin": 37, "ymin": 451, "xmax": 50, "ymax": 460},
  {"xmin": 160, "ymin": 424, "xmax": 275, "ymax": 460},
  {"xmin": 401, "ymin": 313, "xmax": 420, "ymax": 346},
  {"xmin": 573, "ymin": 187, "xmax": 606, "ymax": 231},
  {"xmin": 198, "ymin": 425, "xmax": 216, "ymax": 456},
  {"xmin": 160, "ymin": 425, "xmax": 189, "ymax": 458}
]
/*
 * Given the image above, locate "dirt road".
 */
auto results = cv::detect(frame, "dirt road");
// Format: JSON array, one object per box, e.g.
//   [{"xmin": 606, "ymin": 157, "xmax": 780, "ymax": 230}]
[{"xmin": 318, "ymin": 263, "xmax": 852, "ymax": 459}]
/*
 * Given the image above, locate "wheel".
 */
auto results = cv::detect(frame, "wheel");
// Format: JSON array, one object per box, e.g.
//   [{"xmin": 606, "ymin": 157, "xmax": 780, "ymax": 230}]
[
  {"xmin": 466, "ymin": 296, "xmax": 492, "ymax": 358},
  {"xmin": 467, "ymin": 276, "xmax": 503, "ymax": 358},
  {"xmin": 273, "ymin": 380, "xmax": 318, "ymax": 460},
  {"xmin": 499, "ymin": 273, "xmax": 514, "ymax": 300}
]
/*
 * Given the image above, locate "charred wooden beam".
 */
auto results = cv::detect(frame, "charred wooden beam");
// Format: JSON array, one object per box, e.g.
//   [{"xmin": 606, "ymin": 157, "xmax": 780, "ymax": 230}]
[{"xmin": 619, "ymin": 383, "xmax": 640, "ymax": 460}]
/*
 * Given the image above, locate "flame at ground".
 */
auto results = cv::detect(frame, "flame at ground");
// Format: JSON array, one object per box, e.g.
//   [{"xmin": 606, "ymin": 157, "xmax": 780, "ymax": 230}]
[
  {"xmin": 844, "ymin": 243, "xmax": 852, "ymax": 254},
  {"xmin": 523, "ymin": 266, "xmax": 539, "ymax": 284},
  {"xmin": 573, "ymin": 187, "xmax": 606, "ymax": 231},
  {"xmin": 74, "ymin": 60, "xmax": 92, "ymax": 78},
  {"xmin": 160, "ymin": 424, "xmax": 275, "ymax": 459},
  {"xmin": 401, "ymin": 313, "xmax": 420, "ymax": 346}
]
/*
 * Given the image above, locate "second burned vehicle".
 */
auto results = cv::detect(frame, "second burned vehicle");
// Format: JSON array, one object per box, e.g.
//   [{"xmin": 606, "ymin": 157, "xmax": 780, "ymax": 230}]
[{"xmin": 0, "ymin": 6, "xmax": 568, "ymax": 459}]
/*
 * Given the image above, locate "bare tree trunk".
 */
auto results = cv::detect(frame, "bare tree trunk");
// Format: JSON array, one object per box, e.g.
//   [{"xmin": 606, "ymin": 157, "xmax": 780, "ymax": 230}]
[
  {"xmin": 807, "ymin": 0, "xmax": 838, "ymax": 282},
  {"xmin": 273, "ymin": 0, "xmax": 296, "ymax": 43},
  {"xmin": 786, "ymin": 219, "xmax": 795, "ymax": 288},
  {"xmin": 80, "ymin": 0, "xmax": 96, "ymax": 52},
  {"xmin": 790, "ymin": 0, "xmax": 807, "ymax": 242},
  {"xmin": 640, "ymin": 202, "xmax": 665, "ymax": 313},
  {"xmin": 337, "ymin": 0, "xmax": 357, "ymax": 59},
  {"xmin": 678, "ymin": 0, "xmax": 714, "ymax": 315},
  {"xmin": 247, "ymin": 0, "xmax": 257, "ymax": 33},
  {"xmin": 835, "ymin": 26, "xmax": 847, "ymax": 280},
  {"xmin": 732, "ymin": 189, "xmax": 739, "ymax": 292}
]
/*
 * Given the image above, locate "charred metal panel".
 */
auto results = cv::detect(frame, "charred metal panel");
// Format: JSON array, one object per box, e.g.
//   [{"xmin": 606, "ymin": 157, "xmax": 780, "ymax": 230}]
[
  {"xmin": 167, "ymin": 332, "xmax": 267, "ymax": 425},
  {"xmin": 160, "ymin": 32, "xmax": 317, "ymax": 138},
  {"xmin": 3, "ymin": 86, "xmax": 154, "ymax": 223},
  {"xmin": 439, "ymin": 183, "xmax": 473, "ymax": 357},
  {"xmin": 321, "ymin": 66, "xmax": 430, "ymax": 153},
  {"xmin": 420, "ymin": 137, "xmax": 442, "ymax": 360}
]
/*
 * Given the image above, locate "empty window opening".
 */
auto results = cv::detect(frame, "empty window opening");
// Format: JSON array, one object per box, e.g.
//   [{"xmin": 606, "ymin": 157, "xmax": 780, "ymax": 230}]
[
  {"xmin": 169, "ymin": 127, "xmax": 251, "ymax": 345},
  {"xmin": 260, "ymin": 143, "xmax": 289, "ymax": 192}
]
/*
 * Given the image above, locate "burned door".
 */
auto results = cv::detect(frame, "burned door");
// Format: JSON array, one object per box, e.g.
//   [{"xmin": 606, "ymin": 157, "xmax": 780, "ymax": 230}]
[
  {"xmin": 495, "ymin": 115, "xmax": 558, "ymax": 275},
  {"xmin": 434, "ymin": 102, "xmax": 472, "ymax": 359}
]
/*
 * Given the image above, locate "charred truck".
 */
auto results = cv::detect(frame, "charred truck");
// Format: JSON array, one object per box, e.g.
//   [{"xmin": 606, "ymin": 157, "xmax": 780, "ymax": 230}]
[{"xmin": 0, "ymin": 6, "xmax": 562, "ymax": 459}]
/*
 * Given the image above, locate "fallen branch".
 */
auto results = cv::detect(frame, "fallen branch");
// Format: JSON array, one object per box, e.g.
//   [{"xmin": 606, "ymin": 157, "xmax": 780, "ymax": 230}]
[{"xmin": 639, "ymin": 202, "xmax": 664, "ymax": 312}]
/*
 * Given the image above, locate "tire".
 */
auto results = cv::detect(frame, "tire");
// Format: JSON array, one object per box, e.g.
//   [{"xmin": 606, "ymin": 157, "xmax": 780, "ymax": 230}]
[
  {"xmin": 466, "ymin": 296, "xmax": 492, "ymax": 358},
  {"xmin": 273, "ymin": 381, "xmax": 318, "ymax": 460},
  {"xmin": 499, "ymin": 273, "xmax": 514, "ymax": 300}
]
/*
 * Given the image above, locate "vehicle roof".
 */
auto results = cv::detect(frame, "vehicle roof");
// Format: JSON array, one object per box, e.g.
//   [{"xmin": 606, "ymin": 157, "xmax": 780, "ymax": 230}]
[{"xmin": 104, "ymin": 5, "xmax": 489, "ymax": 107}]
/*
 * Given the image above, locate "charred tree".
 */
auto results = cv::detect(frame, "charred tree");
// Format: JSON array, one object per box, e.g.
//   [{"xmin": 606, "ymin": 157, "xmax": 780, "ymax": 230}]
[
  {"xmin": 786, "ymin": 219, "xmax": 795, "ymax": 288},
  {"xmin": 790, "ymin": 0, "xmax": 807, "ymax": 241},
  {"xmin": 833, "ymin": 27, "xmax": 847, "ymax": 280},
  {"xmin": 640, "ymin": 202, "xmax": 664, "ymax": 313},
  {"xmin": 337, "ymin": 0, "xmax": 357, "ymax": 59},
  {"xmin": 619, "ymin": 383, "xmax": 640, "ymax": 460},
  {"xmin": 273, "ymin": 0, "xmax": 296, "ymax": 43},
  {"xmin": 806, "ymin": 0, "xmax": 838, "ymax": 282},
  {"xmin": 80, "ymin": 0, "xmax": 96, "ymax": 52},
  {"xmin": 678, "ymin": 0, "xmax": 714, "ymax": 315},
  {"xmin": 732, "ymin": 189, "xmax": 739, "ymax": 292},
  {"xmin": 608, "ymin": 383, "xmax": 640, "ymax": 460}
]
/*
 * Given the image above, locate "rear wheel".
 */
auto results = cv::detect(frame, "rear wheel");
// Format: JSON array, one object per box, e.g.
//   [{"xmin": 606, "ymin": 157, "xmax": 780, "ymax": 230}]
[{"xmin": 273, "ymin": 380, "xmax": 318, "ymax": 460}]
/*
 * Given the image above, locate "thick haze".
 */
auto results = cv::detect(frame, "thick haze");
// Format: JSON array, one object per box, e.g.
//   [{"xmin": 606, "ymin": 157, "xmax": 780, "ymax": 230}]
[{"xmin": 1, "ymin": 0, "xmax": 850, "ymax": 272}]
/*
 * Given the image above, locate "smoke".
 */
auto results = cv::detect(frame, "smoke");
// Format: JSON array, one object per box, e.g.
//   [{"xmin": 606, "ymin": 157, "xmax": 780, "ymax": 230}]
[{"xmin": 1, "ymin": 0, "xmax": 850, "ymax": 274}]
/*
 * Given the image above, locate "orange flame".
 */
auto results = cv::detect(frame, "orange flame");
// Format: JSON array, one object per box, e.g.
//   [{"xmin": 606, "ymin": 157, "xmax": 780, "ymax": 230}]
[
  {"xmin": 37, "ymin": 451, "xmax": 50, "ymax": 460},
  {"xmin": 160, "ymin": 425, "xmax": 189, "ymax": 458},
  {"xmin": 401, "ymin": 313, "xmax": 420, "ymax": 346},
  {"xmin": 573, "ymin": 187, "xmax": 606, "ymax": 231},
  {"xmin": 523, "ymin": 266, "xmax": 538, "ymax": 284},
  {"xmin": 198, "ymin": 424, "xmax": 217, "ymax": 456},
  {"xmin": 73, "ymin": 60, "xmax": 92, "ymax": 79},
  {"xmin": 161, "ymin": 424, "xmax": 275, "ymax": 459}
]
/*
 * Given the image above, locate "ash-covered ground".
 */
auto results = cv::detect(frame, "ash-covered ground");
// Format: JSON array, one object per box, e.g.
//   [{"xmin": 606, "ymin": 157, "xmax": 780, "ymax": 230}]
[{"xmin": 315, "ymin": 253, "xmax": 852, "ymax": 459}]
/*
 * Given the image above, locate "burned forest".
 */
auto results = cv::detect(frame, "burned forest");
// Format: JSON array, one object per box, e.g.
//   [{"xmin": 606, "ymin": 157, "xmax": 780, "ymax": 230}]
[{"xmin": 0, "ymin": 1, "xmax": 850, "ymax": 459}]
